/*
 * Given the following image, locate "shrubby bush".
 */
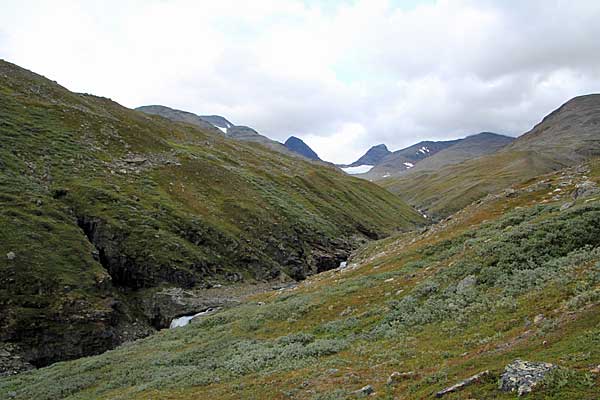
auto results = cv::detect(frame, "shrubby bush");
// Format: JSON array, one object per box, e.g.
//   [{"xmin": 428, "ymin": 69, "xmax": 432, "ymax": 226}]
[
  {"xmin": 373, "ymin": 202, "xmax": 600, "ymax": 336},
  {"xmin": 314, "ymin": 317, "xmax": 360, "ymax": 335}
]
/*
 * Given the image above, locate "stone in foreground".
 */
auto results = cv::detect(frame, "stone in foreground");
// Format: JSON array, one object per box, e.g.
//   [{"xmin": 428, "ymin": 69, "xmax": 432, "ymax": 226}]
[
  {"xmin": 435, "ymin": 370, "xmax": 489, "ymax": 397},
  {"xmin": 499, "ymin": 359, "xmax": 556, "ymax": 396}
]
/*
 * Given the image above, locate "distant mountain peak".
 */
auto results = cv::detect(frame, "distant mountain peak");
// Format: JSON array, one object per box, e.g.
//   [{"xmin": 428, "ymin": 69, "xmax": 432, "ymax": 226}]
[
  {"xmin": 347, "ymin": 143, "xmax": 392, "ymax": 167},
  {"xmin": 284, "ymin": 136, "xmax": 321, "ymax": 161}
]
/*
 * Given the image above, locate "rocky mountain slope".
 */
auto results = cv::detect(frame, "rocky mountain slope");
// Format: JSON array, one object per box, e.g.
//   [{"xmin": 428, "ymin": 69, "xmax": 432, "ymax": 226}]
[
  {"xmin": 402, "ymin": 132, "xmax": 514, "ymax": 174},
  {"xmin": 344, "ymin": 144, "xmax": 391, "ymax": 168},
  {"xmin": 136, "ymin": 105, "xmax": 296, "ymax": 156},
  {"xmin": 357, "ymin": 139, "xmax": 461, "ymax": 179},
  {"xmin": 0, "ymin": 60, "xmax": 423, "ymax": 372},
  {"xmin": 4, "ymin": 158, "xmax": 599, "ymax": 399},
  {"xmin": 284, "ymin": 136, "xmax": 321, "ymax": 161},
  {"xmin": 382, "ymin": 95, "xmax": 600, "ymax": 219}
]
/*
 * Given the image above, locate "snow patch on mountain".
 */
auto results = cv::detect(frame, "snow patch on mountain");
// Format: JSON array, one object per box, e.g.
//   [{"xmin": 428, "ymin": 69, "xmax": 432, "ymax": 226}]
[{"xmin": 342, "ymin": 165, "xmax": 374, "ymax": 174}]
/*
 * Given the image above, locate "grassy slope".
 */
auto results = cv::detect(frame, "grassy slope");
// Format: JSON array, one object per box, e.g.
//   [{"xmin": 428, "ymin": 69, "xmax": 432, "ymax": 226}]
[
  {"xmin": 4, "ymin": 161, "xmax": 599, "ymax": 399},
  {"xmin": 0, "ymin": 60, "xmax": 422, "ymax": 366},
  {"xmin": 381, "ymin": 95, "xmax": 600, "ymax": 219},
  {"xmin": 382, "ymin": 151, "xmax": 564, "ymax": 218}
]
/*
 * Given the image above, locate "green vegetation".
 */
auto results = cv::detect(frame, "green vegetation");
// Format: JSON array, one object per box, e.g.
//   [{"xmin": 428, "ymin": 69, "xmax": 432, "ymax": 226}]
[
  {"xmin": 0, "ymin": 60, "xmax": 422, "ymax": 367},
  {"xmin": 3, "ymin": 160, "xmax": 599, "ymax": 399}
]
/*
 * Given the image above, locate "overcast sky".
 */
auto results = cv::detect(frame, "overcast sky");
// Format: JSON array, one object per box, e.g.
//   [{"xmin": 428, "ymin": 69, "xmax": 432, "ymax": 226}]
[{"xmin": 2, "ymin": 0, "xmax": 600, "ymax": 163}]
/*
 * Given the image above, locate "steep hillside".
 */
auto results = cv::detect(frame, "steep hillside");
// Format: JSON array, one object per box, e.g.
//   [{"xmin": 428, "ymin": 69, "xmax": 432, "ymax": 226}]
[
  {"xmin": 284, "ymin": 136, "xmax": 321, "ymax": 161},
  {"xmin": 0, "ymin": 60, "xmax": 423, "ymax": 371},
  {"xmin": 4, "ymin": 160, "xmax": 599, "ymax": 399},
  {"xmin": 361, "ymin": 139, "xmax": 460, "ymax": 180},
  {"xmin": 383, "ymin": 95, "xmax": 600, "ymax": 219},
  {"xmin": 136, "ymin": 105, "xmax": 295, "ymax": 156}
]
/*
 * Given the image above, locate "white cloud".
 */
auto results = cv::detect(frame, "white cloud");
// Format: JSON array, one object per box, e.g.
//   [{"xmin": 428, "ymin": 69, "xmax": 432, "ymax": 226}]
[{"xmin": 1, "ymin": 0, "xmax": 600, "ymax": 163}]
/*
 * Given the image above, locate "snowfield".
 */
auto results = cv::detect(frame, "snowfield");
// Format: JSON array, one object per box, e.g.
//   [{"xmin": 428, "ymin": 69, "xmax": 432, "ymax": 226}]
[{"xmin": 341, "ymin": 165, "xmax": 374, "ymax": 174}]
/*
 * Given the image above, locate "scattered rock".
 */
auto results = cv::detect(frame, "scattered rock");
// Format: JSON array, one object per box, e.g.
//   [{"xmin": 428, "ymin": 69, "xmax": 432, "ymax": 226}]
[
  {"xmin": 6, "ymin": 251, "xmax": 15, "ymax": 260},
  {"xmin": 457, "ymin": 275, "xmax": 476, "ymax": 293},
  {"xmin": 124, "ymin": 156, "xmax": 147, "ymax": 164},
  {"xmin": 340, "ymin": 306, "xmax": 354, "ymax": 317},
  {"xmin": 435, "ymin": 370, "xmax": 489, "ymax": 397},
  {"xmin": 352, "ymin": 385, "xmax": 374, "ymax": 396},
  {"xmin": 387, "ymin": 371, "xmax": 416, "ymax": 385},
  {"xmin": 499, "ymin": 359, "xmax": 556, "ymax": 396},
  {"xmin": 572, "ymin": 180, "xmax": 600, "ymax": 200},
  {"xmin": 533, "ymin": 314, "xmax": 545, "ymax": 324},
  {"xmin": 560, "ymin": 201, "xmax": 574, "ymax": 211}
]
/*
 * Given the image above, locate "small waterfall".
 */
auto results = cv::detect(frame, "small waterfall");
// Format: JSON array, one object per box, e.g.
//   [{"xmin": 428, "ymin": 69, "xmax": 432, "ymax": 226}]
[{"xmin": 169, "ymin": 308, "xmax": 213, "ymax": 329}]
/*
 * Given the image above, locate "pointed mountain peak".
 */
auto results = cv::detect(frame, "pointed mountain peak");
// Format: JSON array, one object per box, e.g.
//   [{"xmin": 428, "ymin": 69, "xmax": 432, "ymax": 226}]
[{"xmin": 284, "ymin": 136, "xmax": 321, "ymax": 161}]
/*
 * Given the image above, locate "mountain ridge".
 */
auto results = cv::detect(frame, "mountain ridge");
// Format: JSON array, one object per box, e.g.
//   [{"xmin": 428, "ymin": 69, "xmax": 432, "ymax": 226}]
[{"xmin": 382, "ymin": 94, "xmax": 600, "ymax": 218}]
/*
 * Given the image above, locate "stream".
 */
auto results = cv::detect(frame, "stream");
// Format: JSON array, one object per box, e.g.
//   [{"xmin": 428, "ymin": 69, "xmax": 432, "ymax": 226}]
[{"xmin": 169, "ymin": 308, "xmax": 214, "ymax": 328}]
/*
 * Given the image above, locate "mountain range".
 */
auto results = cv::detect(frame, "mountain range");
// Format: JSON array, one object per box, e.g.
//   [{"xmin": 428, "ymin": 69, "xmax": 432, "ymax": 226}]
[
  {"xmin": 136, "ymin": 105, "xmax": 323, "ymax": 162},
  {"xmin": 341, "ymin": 132, "xmax": 514, "ymax": 180},
  {"xmin": 383, "ymin": 94, "xmax": 600, "ymax": 218}
]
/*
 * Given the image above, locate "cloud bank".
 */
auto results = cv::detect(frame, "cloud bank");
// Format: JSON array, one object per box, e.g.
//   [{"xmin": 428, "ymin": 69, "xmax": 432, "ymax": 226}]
[{"xmin": 1, "ymin": 0, "xmax": 600, "ymax": 163}]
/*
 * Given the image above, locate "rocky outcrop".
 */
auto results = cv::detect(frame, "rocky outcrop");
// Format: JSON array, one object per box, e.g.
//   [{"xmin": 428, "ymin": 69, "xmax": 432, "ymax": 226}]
[
  {"xmin": 499, "ymin": 359, "xmax": 556, "ymax": 396},
  {"xmin": 0, "ymin": 344, "xmax": 34, "ymax": 377},
  {"xmin": 77, "ymin": 216, "xmax": 198, "ymax": 289},
  {"xmin": 141, "ymin": 287, "xmax": 240, "ymax": 329},
  {"xmin": 571, "ymin": 180, "xmax": 600, "ymax": 199}
]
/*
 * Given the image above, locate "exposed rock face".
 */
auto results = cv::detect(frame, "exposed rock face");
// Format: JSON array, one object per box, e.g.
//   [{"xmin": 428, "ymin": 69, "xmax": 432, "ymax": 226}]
[
  {"xmin": 77, "ymin": 216, "xmax": 198, "ymax": 289},
  {"xmin": 499, "ymin": 359, "xmax": 556, "ymax": 396},
  {"xmin": 0, "ymin": 344, "xmax": 34, "ymax": 377},
  {"xmin": 141, "ymin": 287, "xmax": 239, "ymax": 329}
]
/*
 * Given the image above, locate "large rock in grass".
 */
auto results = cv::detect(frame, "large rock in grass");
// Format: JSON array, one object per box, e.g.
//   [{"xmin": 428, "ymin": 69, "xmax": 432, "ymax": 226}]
[{"xmin": 499, "ymin": 359, "xmax": 556, "ymax": 396}]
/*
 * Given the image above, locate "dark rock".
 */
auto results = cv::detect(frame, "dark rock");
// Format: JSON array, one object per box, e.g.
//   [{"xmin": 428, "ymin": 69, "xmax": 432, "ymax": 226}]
[
  {"xmin": 0, "ymin": 343, "xmax": 35, "ymax": 377},
  {"xmin": 499, "ymin": 359, "xmax": 556, "ymax": 396}
]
